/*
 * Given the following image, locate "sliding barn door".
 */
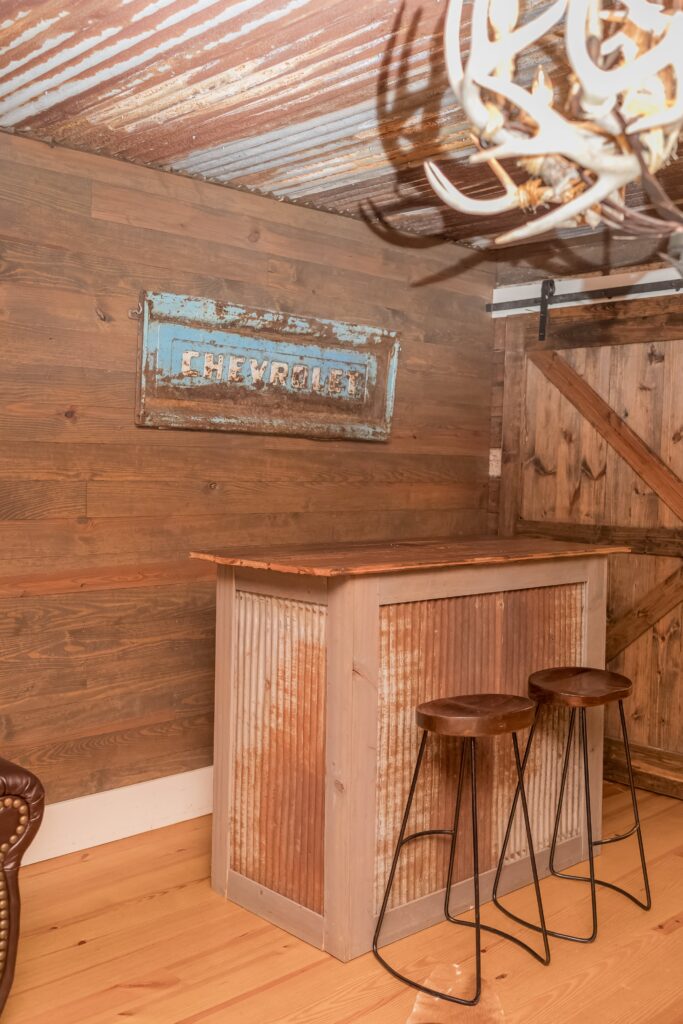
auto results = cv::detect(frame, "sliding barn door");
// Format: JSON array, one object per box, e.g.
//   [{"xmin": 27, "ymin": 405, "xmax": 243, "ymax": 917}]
[{"xmin": 495, "ymin": 298, "xmax": 683, "ymax": 799}]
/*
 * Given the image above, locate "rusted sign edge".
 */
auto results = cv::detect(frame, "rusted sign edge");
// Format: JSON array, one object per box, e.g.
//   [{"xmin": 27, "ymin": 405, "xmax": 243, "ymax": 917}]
[
  {"xmin": 135, "ymin": 291, "xmax": 400, "ymax": 442},
  {"xmin": 144, "ymin": 291, "xmax": 398, "ymax": 348}
]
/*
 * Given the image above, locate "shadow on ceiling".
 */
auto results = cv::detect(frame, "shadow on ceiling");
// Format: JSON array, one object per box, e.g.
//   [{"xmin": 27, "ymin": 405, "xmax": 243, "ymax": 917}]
[{"xmin": 361, "ymin": 3, "xmax": 665, "ymax": 285}]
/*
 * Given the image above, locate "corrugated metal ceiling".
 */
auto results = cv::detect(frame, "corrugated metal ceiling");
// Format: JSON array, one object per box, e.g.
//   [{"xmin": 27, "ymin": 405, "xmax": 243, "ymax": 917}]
[{"xmin": 0, "ymin": 1, "xmax": 677, "ymax": 248}]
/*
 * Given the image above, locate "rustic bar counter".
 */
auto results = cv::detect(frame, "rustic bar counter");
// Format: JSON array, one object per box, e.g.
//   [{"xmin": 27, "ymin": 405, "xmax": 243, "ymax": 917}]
[{"xmin": 192, "ymin": 537, "xmax": 626, "ymax": 962}]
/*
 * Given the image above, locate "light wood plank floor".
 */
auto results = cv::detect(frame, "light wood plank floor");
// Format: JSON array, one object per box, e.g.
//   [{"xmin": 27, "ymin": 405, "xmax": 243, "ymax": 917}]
[{"xmin": 3, "ymin": 783, "xmax": 681, "ymax": 1023}]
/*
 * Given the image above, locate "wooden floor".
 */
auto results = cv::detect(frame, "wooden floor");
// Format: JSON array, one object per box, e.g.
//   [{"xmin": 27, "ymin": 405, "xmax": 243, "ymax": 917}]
[{"xmin": 4, "ymin": 783, "xmax": 681, "ymax": 1023}]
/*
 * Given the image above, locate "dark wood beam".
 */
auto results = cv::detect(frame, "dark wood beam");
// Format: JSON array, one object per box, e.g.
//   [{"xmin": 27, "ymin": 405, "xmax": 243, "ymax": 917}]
[
  {"xmin": 529, "ymin": 350, "xmax": 683, "ymax": 523},
  {"xmin": 604, "ymin": 738, "xmax": 683, "ymax": 800},
  {"xmin": 523, "ymin": 295, "xmax": 683, "ymax": 351},
  {"xmin": 606, "ymin": 565, "xmax": 683, "ymax": 662},
  {"xmin": 516, "ymin": 519, "xmax": 683, "ymax": 557}
]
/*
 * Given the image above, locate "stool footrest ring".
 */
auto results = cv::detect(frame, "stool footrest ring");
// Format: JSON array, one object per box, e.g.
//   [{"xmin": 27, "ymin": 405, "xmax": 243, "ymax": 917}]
[
  {"xmin": 492, "ymin": 698, "xmax": 651, "ymax": 947},
  {"xmin": 549, "ymin": 865, "xmax": 651, "ymax": 911},
  {"xmin": 593, "ymin": 823, "xmax": 639, "ymax": 845},
  {"xmin": 443, "ymin": 912, "xmax": 550, "ymax": 964},
  {"xmin": 373, "ymin": 729, "xmax": 549, "ymax": 1006},
  {"xmin": 399, "ymin": 828, "xmax": 452, "ymax": 848}
]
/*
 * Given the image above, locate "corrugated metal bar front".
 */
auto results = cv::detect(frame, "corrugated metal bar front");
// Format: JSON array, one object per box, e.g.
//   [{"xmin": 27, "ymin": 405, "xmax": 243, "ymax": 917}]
[
  {"xmin": 375, "ymin": 582, "xmax": 585, "ymax": 911},
  {"xmin": 231, "ymin": 590, "xmax": 326, "ymax": 914}
]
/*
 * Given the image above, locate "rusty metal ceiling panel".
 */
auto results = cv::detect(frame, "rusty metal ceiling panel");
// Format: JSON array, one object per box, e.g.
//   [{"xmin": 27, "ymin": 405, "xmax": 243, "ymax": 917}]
[{"xmin": 0, "ymin": 1, "xmax": 678, "ymax": 249}]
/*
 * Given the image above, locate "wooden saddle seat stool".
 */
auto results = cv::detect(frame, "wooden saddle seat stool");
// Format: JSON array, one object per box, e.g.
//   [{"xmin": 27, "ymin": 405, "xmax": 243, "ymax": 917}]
[
  {"xmin": 0, "ymin": 757, "xmax": 44, "ymax": 1016},
  {"xmin": 492, "ymin": 667, "xmax": 651, "ymax": 945},
  {"xmin": 373, "ymin": 693, "xmax": 550, "ymax": 1007}
]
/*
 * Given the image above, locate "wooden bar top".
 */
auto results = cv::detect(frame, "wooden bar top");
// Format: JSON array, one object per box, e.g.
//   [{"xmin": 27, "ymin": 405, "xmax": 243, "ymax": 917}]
[{"xmin": 191, "ymin": 536, "xmax": 628, "ymax": 578}]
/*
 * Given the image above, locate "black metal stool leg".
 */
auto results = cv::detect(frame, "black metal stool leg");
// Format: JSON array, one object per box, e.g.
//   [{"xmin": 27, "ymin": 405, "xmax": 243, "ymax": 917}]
[
  {"xmin": 493, "ymin": 706, "xmax": 598, "ymax": 942},
  {"xmin": 375, "ymin": 728, "xmax": 554, "ymax": 1004},
  {"xmin": 551, "ymin": 704, "xmax": 655, "ymax": 938},
  {"xmin": 470, "ymin": 738, "xmax": 482, "ymax": 1003},
  {"xmin": 538, "ymin": 707, "xmax": 599, "ymax": 942},
  {"xmin": 548, "ymin": 708, "xmax": 578, "ymax": 878},
  {"xmin": 511, "ymin": 731, "xmax": 551, "ymax": 964},
  {"xmin": 618, "ymin": 700, "xmax": 651, "ymax": 909},
  {"xmin": 578, "ymin": 706, "xmax": 599, "ymax": 941},
  {"xmin": 448, "ymin": 732, "xmax": 551, "ymax": 964},
  {"xmin": 492, "ymin": 705, "xmax": 542, "ymax": 904},
  {"xmin": 488, "ymin": 717, "xmax": 551, "ymax": 960},
  {"xmin": 443, "ymin": 738, "xmax": 482, "ymax": 1004},
  {"xmin": 588, "ymin": 701, "xmax": 652, "ymax": 909},
  {"xmin": 443, "ymin": 739, "xmax": 468, "ymax": 915},
  {"xmin": 373, "ymin": 730, "xmax": 429, "ymax": 966},
  {"xmin": 373, "ymin": 733, "xmax": 482, "ymax": 1006},
  {"xmin": 497, "ymin": 700, "xmax": 653, "ymax": 947}
]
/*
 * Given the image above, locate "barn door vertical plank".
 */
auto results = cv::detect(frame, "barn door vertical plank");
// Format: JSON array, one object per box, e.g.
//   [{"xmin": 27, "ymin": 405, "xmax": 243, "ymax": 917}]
[{"xmin": 499, "ymin": 316, "xmax": 529, "ymax": 536}]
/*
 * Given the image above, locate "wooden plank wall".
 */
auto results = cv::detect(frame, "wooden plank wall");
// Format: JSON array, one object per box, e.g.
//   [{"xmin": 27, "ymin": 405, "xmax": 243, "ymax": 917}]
[
  {"xmin": 0, "ymin": 133, "xmax": 495, "ymax": 803},
  {"xmin": 497, "ymin": 296, "xmax": 683, "ymax": 798}
]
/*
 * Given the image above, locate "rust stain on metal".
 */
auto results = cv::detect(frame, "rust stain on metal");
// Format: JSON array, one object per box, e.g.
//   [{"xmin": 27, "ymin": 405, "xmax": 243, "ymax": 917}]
[
  {"xmin": 136, "ymin": 291, "xmax": 399, "ymax": 440},
  {"xmin": 231, "ymin": 590, "xmax": 326, "ymax": 913},
  {"xmin": 1, "ymin": 0, "xmax": 660, "ymax": 245},
  {"xmin": 375, "ymin": 582, "xmax": 585, "ymax": 912}
]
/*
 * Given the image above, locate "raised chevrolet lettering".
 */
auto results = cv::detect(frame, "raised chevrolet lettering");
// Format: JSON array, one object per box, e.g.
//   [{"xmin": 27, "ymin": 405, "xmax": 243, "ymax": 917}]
[{"xmin": 182, "ymin": 349, "xmax": 366, "ymax": 400}]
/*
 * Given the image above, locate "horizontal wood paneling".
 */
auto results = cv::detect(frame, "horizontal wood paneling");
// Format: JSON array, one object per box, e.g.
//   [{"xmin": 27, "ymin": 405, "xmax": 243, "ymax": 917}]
[
  {"xmin": 86, "ymin": 477, "xmax": 487, "ymax": 519},
  {"xmin": 0, "ymin": 133, "xmax": 494, "ymax": 801},
  {"xmin": 0, "ymin": 509, "xmax": 488, "ymax": 577},
  {"xmin": 0, "ymin": 561, "xmax": 215, "ymax": 599},
  {"xmin": 0, "ymin": 482, "xmax": 86, "ymax": 520},
  {"xmin": 0, "ymin": 581, "xmax": 215, "ymax": 802}
]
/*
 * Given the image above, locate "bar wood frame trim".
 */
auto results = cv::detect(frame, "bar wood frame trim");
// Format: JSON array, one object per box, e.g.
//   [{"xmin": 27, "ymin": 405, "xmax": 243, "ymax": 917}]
[
  {"xmin": 211, "ymin": 565, "xmax": 236, "ymax": 898},
  {"xmin": 377, "ymin": 555, "xmax": 598, "ymax": 605},
  {"xmin": 324, "ymin": 576, "xmax": 380, "ymax": 961},
  {"xmin": 212, "ymin": 556, "xmax": 608, "ymax": 961},
  {"xmin": 227, "ymin": 871, "xmax": 325, "ymax": 948},
  {"xmin": 234, "ymin": 567, "xmax": 328, "ymax": 603},
  {"xmin": 584, "ymin": 555, "xmax": 608, "ymax": 848}
]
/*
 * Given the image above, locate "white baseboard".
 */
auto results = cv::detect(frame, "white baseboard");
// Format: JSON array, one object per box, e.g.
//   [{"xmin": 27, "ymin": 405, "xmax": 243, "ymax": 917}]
[{"xmin": 23, "ymin": 766, "xmax": 214, "ymax": 866}]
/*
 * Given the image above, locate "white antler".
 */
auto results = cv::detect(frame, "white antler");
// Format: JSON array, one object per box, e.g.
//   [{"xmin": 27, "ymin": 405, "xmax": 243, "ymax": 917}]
[
  {"xmin": 425, "ymin": 156, "xmax": 520, "ymax": 215},
  {"xmin": 422, "ymin": 0, "xmax": 683, "ymax": 245},
  {"xmin": 566, "ymin": 0, "xmax": 680, "ymax": 108},
  {"xmin": 427, "ymin": 0, "xmax": 568, "ymax": 218}
]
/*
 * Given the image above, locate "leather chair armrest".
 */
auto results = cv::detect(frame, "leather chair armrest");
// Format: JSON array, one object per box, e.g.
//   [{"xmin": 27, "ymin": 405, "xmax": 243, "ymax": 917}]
[{"xmin": 0, "ymin": 758, "xmax": 45, "ymax": 1016}]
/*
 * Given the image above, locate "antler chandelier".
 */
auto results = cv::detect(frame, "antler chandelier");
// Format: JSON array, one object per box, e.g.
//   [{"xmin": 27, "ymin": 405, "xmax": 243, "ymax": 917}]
[{"xmin": 425, "ymin": 0, "xmax": 683, "ymax": 248}]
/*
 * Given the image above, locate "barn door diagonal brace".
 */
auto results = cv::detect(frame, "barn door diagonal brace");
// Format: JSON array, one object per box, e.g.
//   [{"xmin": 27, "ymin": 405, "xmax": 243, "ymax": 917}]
[{"xmin": 529, "ymin": 349, "xmax": 683, "ymax": 523}]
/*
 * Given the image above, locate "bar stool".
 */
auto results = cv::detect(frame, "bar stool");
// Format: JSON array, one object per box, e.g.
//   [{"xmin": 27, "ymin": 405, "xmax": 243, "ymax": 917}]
[
  {"xmin": 373, "ymin": 694, "xmax": 550, "ymax": 1006},
  {"xmin": 493, "ymin": 667, "xmax": 652, "ymax": 944}
]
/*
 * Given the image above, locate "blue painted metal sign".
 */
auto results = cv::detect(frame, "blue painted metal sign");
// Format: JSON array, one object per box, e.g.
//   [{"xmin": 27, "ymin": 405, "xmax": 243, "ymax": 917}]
[{"xmin": 136, "ymin": 292, "xmax": 400, "ymax": 441}]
